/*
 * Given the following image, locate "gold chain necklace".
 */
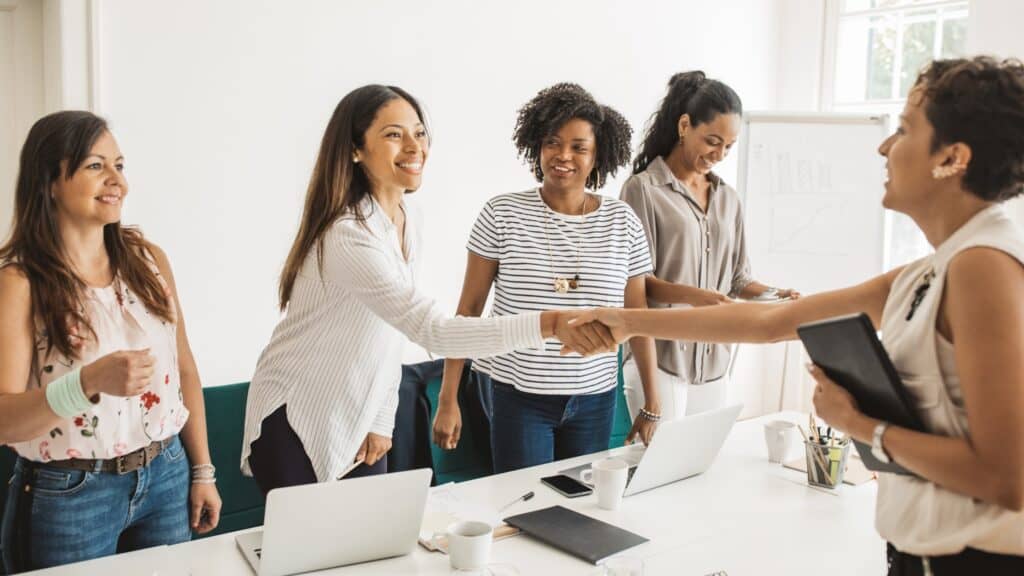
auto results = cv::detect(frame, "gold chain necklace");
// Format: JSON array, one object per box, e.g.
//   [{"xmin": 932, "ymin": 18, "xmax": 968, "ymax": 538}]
[{"xmin": 544, "ymin": 192, "xmax": 588, "ymax": 294}]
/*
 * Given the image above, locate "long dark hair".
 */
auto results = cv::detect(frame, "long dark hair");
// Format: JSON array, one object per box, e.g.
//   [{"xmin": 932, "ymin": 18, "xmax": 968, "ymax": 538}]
[
  {"xmin": 0, "ymin": 110, "xmax": 173, "ymax": 361},
  {"xmin": 633, "ymin": 71, "xmax": 743, "ymax": 174},
  {"xmin": 278, "ymin": 85, "xmax": 427, "ymax": 309}
]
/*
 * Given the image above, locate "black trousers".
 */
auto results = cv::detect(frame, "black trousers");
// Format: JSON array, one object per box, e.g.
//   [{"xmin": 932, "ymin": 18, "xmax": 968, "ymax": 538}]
[
  {"xmin": 247, "ymin": 405, "xmax": 387, "ymax": 495},
  {"xmin": 888, "ymin": 543, "xmax": 1024, "ymax": 575}
]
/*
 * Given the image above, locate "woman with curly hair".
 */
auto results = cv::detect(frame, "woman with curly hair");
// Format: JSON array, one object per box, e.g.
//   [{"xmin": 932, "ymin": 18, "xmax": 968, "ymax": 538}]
[
  {"xmin": 432, "ymin": 84, "xmax": 660, "ymax": 472},
  {"xmin": 619, "ymin": 72, "xmax": 799, "ymax": 421},
  {"xmin": 574, "ymin": 57, "xmax": 1024, "ymax": 574}
]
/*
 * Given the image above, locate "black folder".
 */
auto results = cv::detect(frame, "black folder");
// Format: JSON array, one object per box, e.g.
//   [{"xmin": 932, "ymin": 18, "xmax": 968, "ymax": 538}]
[
  {"xmin": 797, "ymin": 312, "xmax": 923, "ymax": 476},
  {"xmin": 503, "ymin": 505, "xmax": 648, "ymax": 565}
]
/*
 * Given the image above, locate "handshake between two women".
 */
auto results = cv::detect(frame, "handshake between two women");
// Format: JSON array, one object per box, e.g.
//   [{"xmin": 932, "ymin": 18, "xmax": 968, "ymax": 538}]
[{"xmin": 552, "ymin": 308, "xmax": 629, "ymax": 356}]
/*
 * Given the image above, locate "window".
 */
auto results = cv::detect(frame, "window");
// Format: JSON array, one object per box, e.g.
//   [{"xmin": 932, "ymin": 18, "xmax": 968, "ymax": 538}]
[{"xmin": 824, "ymin": 0, "xmax": 968, "ymax": 267}]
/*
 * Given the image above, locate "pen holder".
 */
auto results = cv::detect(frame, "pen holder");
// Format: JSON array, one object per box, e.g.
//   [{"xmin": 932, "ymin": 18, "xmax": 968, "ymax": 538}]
[{"xmin": 804, "ymin": 439, "xmax": 851, "ymax": 489}]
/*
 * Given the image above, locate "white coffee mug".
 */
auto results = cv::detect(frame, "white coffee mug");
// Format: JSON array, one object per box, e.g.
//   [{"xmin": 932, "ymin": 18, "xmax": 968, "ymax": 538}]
[
  {"xmin": 764, "ymin": 420, "xmax": 797, "ymax": 463},
  {"xmin": 447, "ymin": 520, "xmax": 493, "ymax": 571},
  {"xmin": 580, "ymin": 458, "xmax": 629, "ymax": 511}
]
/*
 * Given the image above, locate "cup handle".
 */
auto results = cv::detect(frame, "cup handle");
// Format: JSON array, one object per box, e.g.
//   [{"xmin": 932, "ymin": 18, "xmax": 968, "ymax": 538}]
[{"xmin": 580, "ymin": 470, "xmax": 593, "ymax": 486}]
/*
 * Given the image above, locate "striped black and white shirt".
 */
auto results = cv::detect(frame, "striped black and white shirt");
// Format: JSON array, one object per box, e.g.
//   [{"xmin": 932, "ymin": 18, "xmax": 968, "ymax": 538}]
[
  {"xmin": 469, "ymin": 189, "xmax": 652, "ymax": 395},
  {"xmin": 241, "ymin": 195, "xmax": 545, "ymax": 482}
]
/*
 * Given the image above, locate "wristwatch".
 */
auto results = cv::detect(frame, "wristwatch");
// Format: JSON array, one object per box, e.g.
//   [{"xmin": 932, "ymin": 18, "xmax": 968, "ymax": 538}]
[{"xmin": 872, "ymin": 422, "xmax": 892, "ymax": 464}]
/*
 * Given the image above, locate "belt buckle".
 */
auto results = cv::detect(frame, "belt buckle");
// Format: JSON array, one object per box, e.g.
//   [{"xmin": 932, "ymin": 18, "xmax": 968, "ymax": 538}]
[
  {"xmin": 116, "ymin": 456, "xmax": 128, "ymax": 475},
  {"xmin": 141, "ymin": 444, "xmax": 151, "ymax": 468}
]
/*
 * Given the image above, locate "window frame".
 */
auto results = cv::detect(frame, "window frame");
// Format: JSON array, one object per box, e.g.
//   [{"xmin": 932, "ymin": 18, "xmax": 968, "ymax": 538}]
[{"xmin": 820, "ymin": 0, "xmax": 970, "ymax": 269}]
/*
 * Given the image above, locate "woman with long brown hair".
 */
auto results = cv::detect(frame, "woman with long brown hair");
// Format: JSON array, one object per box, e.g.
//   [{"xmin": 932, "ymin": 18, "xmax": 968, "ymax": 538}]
[
  {"xmin": 241, "ymin": 85, "xmax": 611, "ymax": 493},
  {"xmin": 0, "ymin": 111, "xmax": 221, "ymax": 572}
]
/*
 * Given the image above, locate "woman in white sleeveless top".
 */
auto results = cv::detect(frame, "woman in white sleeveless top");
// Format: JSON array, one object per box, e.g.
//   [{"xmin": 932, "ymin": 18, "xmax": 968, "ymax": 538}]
[
  {"xmin": 0, "ymin": 112, "xmax": 221, "ymax": 572},
  {"xmin": 570, "ymin": 57, "xmax": 1024, "ymax": 574}
]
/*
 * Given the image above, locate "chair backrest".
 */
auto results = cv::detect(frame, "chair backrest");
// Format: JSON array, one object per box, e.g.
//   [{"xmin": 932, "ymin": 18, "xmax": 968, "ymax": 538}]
[
  {"xmin": 425, "ymin": 367, "xmax": 493, "ymax": 484},
  {"xmin": 199, "ymin": 382, "xmax": 265, "ymax": 537},
  {"xmin": 609, "ymin": 347, "xmax": 632, "ymax": 448}
]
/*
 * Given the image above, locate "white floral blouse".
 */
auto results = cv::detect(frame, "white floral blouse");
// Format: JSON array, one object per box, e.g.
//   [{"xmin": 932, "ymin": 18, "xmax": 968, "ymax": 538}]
[{"xmin": 11, "ymin": 268, "xmax": 189, "ymax": 462}]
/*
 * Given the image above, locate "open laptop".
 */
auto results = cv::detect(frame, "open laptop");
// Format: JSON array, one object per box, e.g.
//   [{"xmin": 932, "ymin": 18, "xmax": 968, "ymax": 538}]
[
  {"xmin": 561, "ymin": 403, "xmax": 742, "ymax": 497},
  {"xmin": 236, "ymin": 468, "xmax": 432, "ymax": 576}
]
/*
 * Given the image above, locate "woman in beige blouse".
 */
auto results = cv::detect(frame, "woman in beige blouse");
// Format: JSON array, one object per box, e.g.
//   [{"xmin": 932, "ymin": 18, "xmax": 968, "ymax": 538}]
[
  {"xmin": 577, "ymin": 57, "xmax": 1024, "ymax": 575},
  {"xmin": 620, "ymin": 71, "xmax": 798, "ymax": 421}
]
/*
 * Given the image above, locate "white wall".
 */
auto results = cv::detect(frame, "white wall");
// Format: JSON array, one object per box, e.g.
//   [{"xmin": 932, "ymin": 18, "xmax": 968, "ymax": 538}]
[
  {"xmin": 968, "ymin": 0, "xmax": 1024, "ymax": 223},
  {"xmin": 91, "ymin": 0, "xmax": 784, "ymax": 386}
]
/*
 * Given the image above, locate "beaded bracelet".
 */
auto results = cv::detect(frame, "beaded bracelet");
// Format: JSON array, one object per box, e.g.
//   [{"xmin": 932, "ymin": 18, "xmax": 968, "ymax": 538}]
[{"xmin": 638, "ymin": 407, "xmax": 662, "ymax": 422}]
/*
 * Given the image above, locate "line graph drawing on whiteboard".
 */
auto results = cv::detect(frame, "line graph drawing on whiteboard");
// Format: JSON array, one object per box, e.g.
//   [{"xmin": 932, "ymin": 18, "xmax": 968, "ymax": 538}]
[{"xmin": 769, "ymin": 197, "xmax": 856, "ymax": 255}]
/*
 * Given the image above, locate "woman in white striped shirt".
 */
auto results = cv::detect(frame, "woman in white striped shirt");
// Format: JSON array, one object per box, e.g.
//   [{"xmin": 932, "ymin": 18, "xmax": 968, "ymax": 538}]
[
  {"xmin": 432, "ymin": 84, "xmax": 661, "ymax": 473},
  {"xmin": 240, "ymin": 85, "xmax": 613, "ymax": 493}
]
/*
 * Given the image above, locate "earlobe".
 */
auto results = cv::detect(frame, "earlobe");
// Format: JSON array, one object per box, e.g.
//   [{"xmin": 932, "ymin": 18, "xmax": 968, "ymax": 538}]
[{"xmin": 677, "ymin": 114, "xmax": 691, "ymax": 140}]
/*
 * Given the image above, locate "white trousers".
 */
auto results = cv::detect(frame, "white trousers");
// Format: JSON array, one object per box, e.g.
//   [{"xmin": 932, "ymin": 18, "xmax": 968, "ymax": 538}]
[{"xmin": 622, "ymin": 358, "xmax": 729, "ymax": 421}]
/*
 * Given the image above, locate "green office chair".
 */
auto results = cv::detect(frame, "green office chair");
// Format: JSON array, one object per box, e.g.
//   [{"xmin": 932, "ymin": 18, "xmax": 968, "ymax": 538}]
[
  {"xmin": 199, "ymin": 382, "xmax": 265, "ymax": 538},
  {"xmin": 425, "ymin": 375, "xmax": 493, "ymax": 484},
  {"xmin": 609, "ymin": 346, "xmax": 633, "ymax": 448}
]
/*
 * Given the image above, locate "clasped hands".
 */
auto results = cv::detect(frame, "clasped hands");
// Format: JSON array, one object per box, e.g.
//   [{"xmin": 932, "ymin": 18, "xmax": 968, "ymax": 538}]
[{"xmin": 555, "ymin": 308, "xmax": 629, "ymax": 356}]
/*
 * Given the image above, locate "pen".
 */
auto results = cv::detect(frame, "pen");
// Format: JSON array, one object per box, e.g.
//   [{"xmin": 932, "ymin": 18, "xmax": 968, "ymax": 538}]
[{"xmin": 498, "ymin": 490, "xmax": 535, "ymax": 514}]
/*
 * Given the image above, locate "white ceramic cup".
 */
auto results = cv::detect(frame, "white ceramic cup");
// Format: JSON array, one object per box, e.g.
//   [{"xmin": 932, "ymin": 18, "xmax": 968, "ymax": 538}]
[
  {"xmin": 580, "ymin": 458, "xmax": 629, "ymax": 511},
  {"xmin": 764, "ymin": 420, "xmax": 798, "ymax": 463},
  {"xmin": 447, "ymin": 520, "xmax": 493, "ymax": 571}
]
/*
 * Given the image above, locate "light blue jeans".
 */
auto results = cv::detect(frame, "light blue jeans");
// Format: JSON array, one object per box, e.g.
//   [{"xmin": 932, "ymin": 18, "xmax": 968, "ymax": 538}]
[{"xmin": 1, "ymin": 435, "xmax": 191, "ymax": 573}]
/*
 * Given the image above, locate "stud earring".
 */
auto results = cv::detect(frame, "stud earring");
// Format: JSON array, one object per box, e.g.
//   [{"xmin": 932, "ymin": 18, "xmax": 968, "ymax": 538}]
[{"xmin": 352, "ymin": 155, "xmax": 360, "ymax": 164}]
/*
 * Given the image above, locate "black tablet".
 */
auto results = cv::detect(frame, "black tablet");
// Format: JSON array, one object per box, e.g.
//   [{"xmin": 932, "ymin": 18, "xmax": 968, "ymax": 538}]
[{"xmin": 797, "ymin": 312, "xmax": 922, "ymax": 475}]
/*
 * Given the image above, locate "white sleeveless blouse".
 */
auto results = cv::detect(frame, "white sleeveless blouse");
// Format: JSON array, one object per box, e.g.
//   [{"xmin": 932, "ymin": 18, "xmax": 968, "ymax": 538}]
[
  {"xmin": 877, "ymin": 204, "xmax": 1024, "ymax": 556},
  {"xmin": 11, "ymin": 267, "xmax": 188, "ymax": 462}
]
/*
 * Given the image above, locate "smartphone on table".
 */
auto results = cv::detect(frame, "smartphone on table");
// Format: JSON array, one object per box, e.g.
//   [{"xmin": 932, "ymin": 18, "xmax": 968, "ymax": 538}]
[{"xmin": 540, "ymin": 474, "xmax": 593, "ymax": 498}]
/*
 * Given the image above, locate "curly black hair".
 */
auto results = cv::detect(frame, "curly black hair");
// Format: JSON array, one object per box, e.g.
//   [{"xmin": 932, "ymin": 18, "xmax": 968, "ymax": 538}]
[
  {"xmin": 915, "ymin": 56, "xmax": 1024, "ymax": 202},
  {"xmin": 512, "ymin": 83, "xmax": 632, "ymax": 190}
]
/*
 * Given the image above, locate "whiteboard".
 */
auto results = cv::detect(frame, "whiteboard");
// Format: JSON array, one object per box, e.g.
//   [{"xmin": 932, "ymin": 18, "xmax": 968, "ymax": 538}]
[{"xmin": 736, "ymin": 113, "xmax": 889, "ymax": 296}]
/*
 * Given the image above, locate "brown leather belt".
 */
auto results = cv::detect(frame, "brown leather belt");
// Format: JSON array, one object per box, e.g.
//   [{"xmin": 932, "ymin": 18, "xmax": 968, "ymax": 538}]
[{"xmin": 42, "ymin": 438, "xmax": 172, "ymax": 475}]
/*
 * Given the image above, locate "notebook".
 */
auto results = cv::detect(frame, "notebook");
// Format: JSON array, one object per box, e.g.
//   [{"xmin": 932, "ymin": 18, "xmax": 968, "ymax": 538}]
[
  {"xmin": 797, "ymin": 312, "xmax": 923, "ymax": 475},
  {"xmin": 503, "ymin": 505, "xmax": 648, "ymax": 565}
]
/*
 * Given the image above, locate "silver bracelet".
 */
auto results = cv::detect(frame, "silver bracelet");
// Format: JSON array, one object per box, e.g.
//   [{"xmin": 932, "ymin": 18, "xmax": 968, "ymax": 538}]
[
  {"xmin": 638, "ymin": 407, "xmax": 662, "ymax": 422},
  {"xmin": 191, "ymin": 477, "xmax": 217, "ymax": 485}
]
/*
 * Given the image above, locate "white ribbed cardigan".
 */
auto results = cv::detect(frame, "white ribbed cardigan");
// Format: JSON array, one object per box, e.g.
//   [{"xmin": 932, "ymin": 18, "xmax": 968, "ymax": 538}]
[{"xmin": 241, "ymin": 197, "xmax": 544, "ymax": 482}]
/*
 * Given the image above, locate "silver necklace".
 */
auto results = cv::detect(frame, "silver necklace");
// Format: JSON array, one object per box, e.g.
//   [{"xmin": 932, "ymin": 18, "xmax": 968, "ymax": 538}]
[{"xmin": 544, "ymin": 192, "xmax": 588, "ymax": 294}]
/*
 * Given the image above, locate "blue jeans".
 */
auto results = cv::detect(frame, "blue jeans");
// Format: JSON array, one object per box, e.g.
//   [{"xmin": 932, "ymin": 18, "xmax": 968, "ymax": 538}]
[
  {"xmin": 490, "ymin": 381, "xmax": 616, "ymax": 473},
  {"xmin": 1, "ymin": 435, "xmax": 191, "ymax": 573}
]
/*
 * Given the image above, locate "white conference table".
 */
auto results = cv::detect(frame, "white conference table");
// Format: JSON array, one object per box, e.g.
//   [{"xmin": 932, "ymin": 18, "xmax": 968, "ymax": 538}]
[
  {"xmin": 181, "ymin": 411, "xmax": 885, "ymax": 576},
  {"xmin": 26, "ymin": 411, "xmax": 886, "ymax": 575}
]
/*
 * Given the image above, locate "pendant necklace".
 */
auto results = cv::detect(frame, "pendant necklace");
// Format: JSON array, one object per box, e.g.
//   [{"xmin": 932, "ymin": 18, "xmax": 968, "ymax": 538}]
[{"xmin": 544, "ymin": 192, "xmax": 588, "ymax": 294}]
